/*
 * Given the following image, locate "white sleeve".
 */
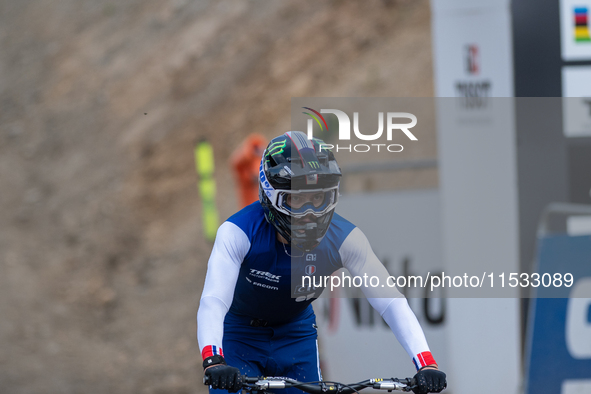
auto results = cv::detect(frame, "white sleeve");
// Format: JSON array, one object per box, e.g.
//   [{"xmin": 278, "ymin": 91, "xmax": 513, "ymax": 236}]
[
  {"xmin": 197, "ymin": 221, "xmax": 250, "ymax": 353},
  {"xmin": 339, "ymin": 227, "xmax": 432, "ymax": 362}
]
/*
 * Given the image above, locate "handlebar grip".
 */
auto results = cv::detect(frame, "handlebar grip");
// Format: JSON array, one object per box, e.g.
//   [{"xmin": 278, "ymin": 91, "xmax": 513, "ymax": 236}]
[{"xmin": 204, "ymin": 374, "xmax": 257, "ymax": 386}]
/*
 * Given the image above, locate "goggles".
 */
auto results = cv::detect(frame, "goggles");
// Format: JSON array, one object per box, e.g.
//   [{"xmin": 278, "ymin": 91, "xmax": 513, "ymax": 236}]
[{"xmin": 276, "ymin": 187, "xmax": 339, "ymax": 218}]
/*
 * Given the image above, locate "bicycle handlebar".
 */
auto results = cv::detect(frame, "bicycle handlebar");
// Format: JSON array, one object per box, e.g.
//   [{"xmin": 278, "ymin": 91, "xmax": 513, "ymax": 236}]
[{"xmin": 204, "ymin": 375, "xmax": 417, "ymax": 393}]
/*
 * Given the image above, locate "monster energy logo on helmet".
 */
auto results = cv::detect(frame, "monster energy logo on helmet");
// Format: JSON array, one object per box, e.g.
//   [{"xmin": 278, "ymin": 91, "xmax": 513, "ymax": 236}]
[{"xmin": 268, "ymin": 140, "xmax": 287, "ymax": 156}]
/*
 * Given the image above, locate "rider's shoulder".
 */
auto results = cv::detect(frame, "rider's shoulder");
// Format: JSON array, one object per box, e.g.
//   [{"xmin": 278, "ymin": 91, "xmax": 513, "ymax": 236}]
[
  {"xmin": 227, "ymin": 201, "xmax": 264, "ymax": 219},
  {"xmin": 323, "ymin": 212, "xmax": 358, "ymax": 247},
  {"xmin": 225, "ymin": 201, "xmax": 267, "ymax": 234},
  {"xmin": 329, "ymin": 212, "xmax": 357, "ymax": 233},
  {"xmin": 328, "ymin": 213, "xmax": 374, "ymax": 249}
]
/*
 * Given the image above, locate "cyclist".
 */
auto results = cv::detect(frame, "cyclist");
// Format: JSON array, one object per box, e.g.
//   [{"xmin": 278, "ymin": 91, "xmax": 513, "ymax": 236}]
[{"xmin": 197, "ymin": 131, "xmax": 446, "ymax": 394}]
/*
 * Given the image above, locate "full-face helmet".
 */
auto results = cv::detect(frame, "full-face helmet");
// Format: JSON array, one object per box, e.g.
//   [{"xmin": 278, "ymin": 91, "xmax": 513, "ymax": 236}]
[{"xmin": 259, "ymin": 131, "xmax": 342, "ymax": 251}]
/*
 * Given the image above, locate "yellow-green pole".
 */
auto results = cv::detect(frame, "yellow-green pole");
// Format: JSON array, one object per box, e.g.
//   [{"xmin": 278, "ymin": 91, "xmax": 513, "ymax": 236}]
[{"xmin": 194, "ymin": 140, "xmax": 219, "ymax": 242}]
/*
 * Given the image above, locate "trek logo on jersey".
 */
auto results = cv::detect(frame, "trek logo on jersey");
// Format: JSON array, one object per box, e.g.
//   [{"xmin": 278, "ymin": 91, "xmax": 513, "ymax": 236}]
[
  {"xmin": 303, "ymin": 107, "xmax": 417, "ymax": 154},
  {"xmin": 249, "ymin": 269, "xmax": 281, "ymax": 283},
  {"xmin": 304, "ymin": 264, "xmax": 316, "ymax": 274}
]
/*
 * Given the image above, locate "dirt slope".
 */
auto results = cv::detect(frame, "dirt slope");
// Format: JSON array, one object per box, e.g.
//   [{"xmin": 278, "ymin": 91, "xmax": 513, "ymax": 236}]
[{"xmin": 0, "ymin": 1, "xmax": 433, "ymax": 393}]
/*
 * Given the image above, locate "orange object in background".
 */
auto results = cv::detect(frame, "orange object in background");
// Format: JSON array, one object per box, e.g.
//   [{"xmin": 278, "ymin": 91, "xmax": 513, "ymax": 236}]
[{"xmin": 231, "ymin": 134, "xmax": 267, "ymax": 208}]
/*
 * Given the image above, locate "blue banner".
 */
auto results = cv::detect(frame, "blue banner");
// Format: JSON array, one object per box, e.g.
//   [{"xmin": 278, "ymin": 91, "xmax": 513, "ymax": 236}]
[{"xmin": 525, "ymin": 234, "xmax": 591, "ymax": 394}]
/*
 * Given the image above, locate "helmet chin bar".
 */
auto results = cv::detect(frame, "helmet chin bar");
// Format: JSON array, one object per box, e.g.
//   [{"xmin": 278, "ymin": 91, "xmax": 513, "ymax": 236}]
[
  {"xmin": 291, "ymin": 222, "xmax": 318, "ymax": 231},
  {"xmin": 289, "ymin": 211, "xmax": 334, "ymax": 252},
  {"xmin": 290, "ymin": 222, "xmax": 320, "ymax": 251}
]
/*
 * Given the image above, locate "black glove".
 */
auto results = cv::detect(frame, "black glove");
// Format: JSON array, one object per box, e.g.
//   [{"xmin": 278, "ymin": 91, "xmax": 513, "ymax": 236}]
[
  {"xmin": 412, "ymin": 367, "xmax": 447, "ymax": 394},
  {"xmin": 203, "ymin": 355, "xmax": 242, "ymax": 393}
]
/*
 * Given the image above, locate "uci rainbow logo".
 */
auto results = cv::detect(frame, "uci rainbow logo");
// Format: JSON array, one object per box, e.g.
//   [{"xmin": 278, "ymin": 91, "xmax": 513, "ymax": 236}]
[{"xmin": 574, "ymin": 7, "xmax": 591, "ymax": 42}]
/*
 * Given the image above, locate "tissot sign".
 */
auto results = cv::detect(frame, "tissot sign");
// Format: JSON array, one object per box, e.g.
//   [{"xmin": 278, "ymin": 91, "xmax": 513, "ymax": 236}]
[
  {"xmin": 303, "ymin": 107, "xmax": 418, "ymax": 153},
  {"xmin": 454, "ymin": 44, "xmax": 492, "ymax": 109}
]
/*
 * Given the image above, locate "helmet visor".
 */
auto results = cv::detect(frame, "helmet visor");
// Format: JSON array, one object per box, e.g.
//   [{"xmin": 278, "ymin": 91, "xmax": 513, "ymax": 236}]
[{"xmin": 276, "ymin": 187, "xmax": 339, "ymax": 218}]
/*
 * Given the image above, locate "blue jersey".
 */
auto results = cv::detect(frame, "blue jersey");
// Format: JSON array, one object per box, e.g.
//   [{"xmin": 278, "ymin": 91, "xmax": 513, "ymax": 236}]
[
  {"xmin": 198, "ymin": 202, "xmax": 433, "ymax": 373},
  {"xmin": 226, "ymin": 202, "xmax": 356, "ymax": 325}
]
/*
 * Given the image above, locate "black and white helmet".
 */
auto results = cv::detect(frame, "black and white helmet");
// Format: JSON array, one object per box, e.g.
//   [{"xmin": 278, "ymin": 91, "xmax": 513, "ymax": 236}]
[{"xmin": 259, "ymin": 131, "xmax": 342, "ymax": 251}]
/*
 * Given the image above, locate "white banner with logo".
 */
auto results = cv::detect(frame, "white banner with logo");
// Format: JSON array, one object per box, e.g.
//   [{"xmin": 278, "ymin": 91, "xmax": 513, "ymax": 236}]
[
  {"xmin": 431, "ymin": 1, "xmax": 520, "ymax": 394},
  {"xmin": 561, "ymin": 0, "xmax": 591, "ymax": 61}
]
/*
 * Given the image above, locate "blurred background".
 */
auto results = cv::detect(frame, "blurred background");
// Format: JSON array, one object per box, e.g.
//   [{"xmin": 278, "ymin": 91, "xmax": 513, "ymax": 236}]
[
  {"xmin": 2, "ymin": 0, "xmax": 591, "ymax": 393},
  {"xmin": 0, "ymin": 1, "xmax": 433, "ymax": 393}
]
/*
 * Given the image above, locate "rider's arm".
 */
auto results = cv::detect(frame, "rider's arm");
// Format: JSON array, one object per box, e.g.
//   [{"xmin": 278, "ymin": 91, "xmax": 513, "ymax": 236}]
[
  {"xmin": 197, "ymin": 221, "xmax": 250, "ymax": 359},
  {"xmin": 339, "ymin": 227, "xmax": 437, "ymax": 370}
]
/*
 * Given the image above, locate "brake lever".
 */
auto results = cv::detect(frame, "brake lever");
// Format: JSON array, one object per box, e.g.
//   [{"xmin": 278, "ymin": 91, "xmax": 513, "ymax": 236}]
[{"xmin": 403, "ymin": 377, "xmax": 417, "ymax": 392}]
